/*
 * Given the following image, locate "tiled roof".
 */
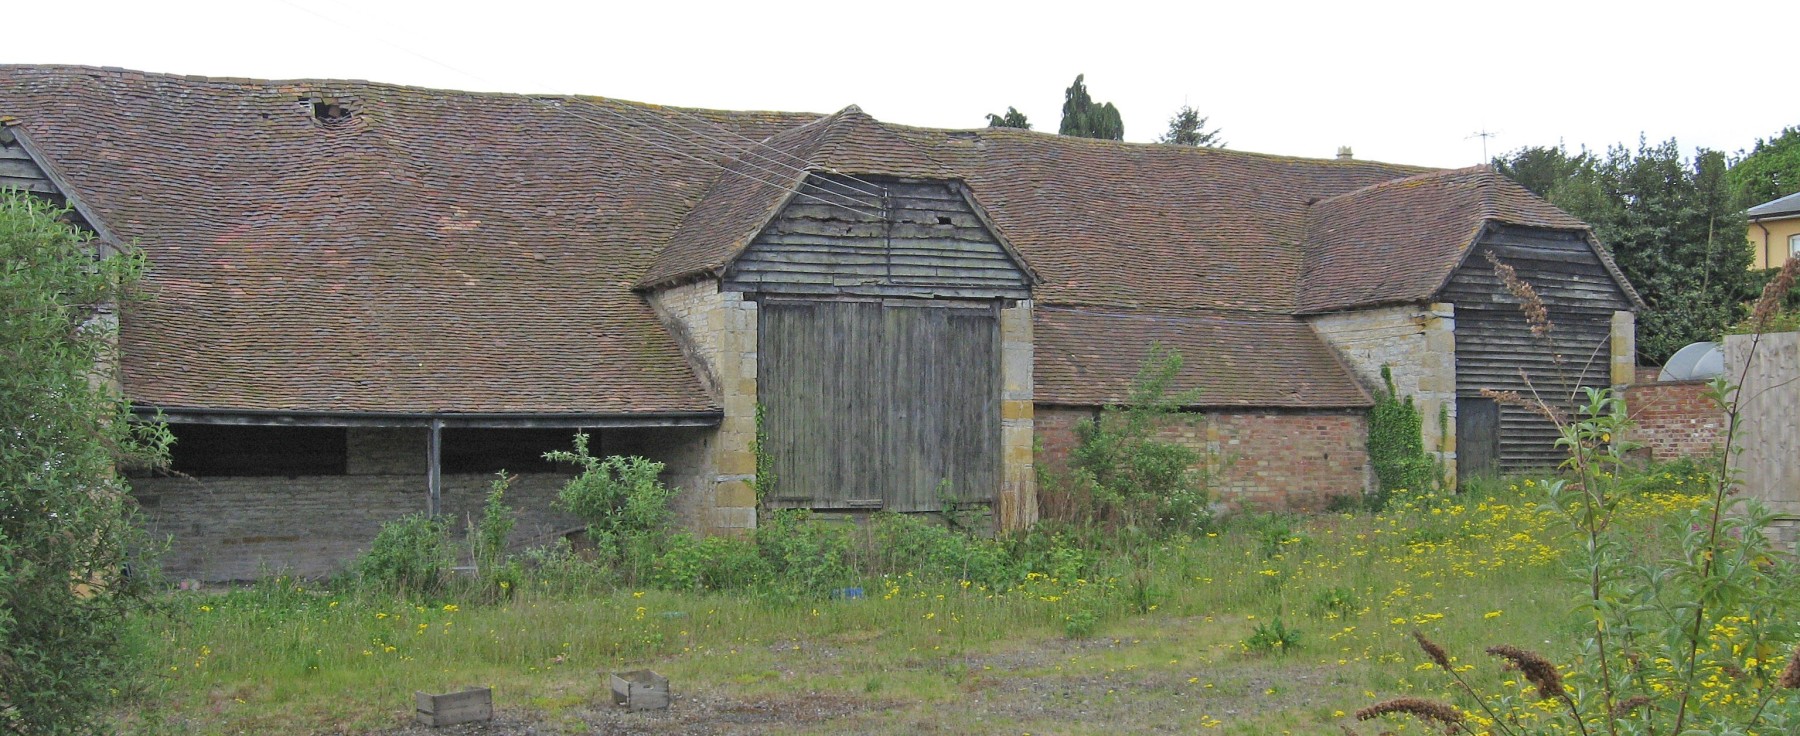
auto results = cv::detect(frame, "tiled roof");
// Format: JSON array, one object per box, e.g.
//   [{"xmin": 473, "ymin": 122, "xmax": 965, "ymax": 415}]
[
  {"xmin": 896, "ymin": 126, "xmax": 1429, "ymax": 312},
  {"xmin": 0, "ymin": 66, "xmax": 1619, "ymax": 413},
  {"xmin": 1296, "ymin": 166, "xmax": 1598, "ymax": 314},
  {"xmin": 1034, "ymin": 306, "xmax": 1371, "ymax": 408},
  {"xmin": 641, "ymin": 105, "xmax": 947, "ymax": 288},
  {"xmin": 1747, "ymin": 190, "xmax": 1800, "ymax": 220},
  {"xmin": 0, "ymin": 65, "xmax": 815, "ymax": 414}
]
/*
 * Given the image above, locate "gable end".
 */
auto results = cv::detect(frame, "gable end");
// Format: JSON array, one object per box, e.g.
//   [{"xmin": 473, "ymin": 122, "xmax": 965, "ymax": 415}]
[{"xmin": 723, "ymin": 173, "xmax": 1031, "ymax": 300}]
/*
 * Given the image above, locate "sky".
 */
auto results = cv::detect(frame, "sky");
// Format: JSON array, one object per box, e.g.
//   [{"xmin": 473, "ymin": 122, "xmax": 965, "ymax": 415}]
[{"xmin": 6, "ymin": 0, "xmax": 1796, "ymax": 169}]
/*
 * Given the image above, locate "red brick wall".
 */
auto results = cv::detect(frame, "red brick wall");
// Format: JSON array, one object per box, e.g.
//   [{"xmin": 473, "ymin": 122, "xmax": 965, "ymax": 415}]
[
  {"xmin": 1034, "ymin": 405, "xmax": 1370, "ymax": 514},
  {"xmin": 1624, "ymin": 380, "xmax": 1725, "ymax": 461}
]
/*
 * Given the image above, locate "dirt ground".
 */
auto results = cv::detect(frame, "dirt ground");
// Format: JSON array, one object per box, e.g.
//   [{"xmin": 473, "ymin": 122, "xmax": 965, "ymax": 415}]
[{"xmin": 371, "ymin": 633, "xmax": 1354, "ymax": 735}]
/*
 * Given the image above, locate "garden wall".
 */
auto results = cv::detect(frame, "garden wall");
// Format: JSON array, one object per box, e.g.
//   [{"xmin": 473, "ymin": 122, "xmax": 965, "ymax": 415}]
[
  {"xmin": 1622, "ymin": 377, "xmax": 1725, "ymax": 462},
  {"xmin": 1035, "ymin": 406, "xmax": 1370, "ymax": 513}
]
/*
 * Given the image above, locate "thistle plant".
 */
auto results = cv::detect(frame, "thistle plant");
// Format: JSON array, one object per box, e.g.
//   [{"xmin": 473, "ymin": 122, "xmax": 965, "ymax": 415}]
[{"xmin": 1351, "ymin": 257, "xmax": 1800, "ymax": 736}]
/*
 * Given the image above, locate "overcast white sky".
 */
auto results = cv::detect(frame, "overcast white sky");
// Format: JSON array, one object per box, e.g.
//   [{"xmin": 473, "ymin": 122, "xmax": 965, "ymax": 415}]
[{"xmin": 7, "ymin": 0, "xmax": 1795, "ymax": 168}]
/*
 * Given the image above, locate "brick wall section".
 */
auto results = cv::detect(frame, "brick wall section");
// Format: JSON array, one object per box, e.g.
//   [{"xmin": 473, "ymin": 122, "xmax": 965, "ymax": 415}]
[
  {"xmin": 1622, "ymin": 379, "xmax": 1725, "ymax": 462},
  {"xmin": 1035, "ymin": 406, "xmax": 1369, "ymax": 513},
  {"xmin": 132, "ymin": 425, "xmax": 709, "ymax": 581},
  {"xmin": 1306, "ymin": 303, "xmax": 1456, "ymax": 482}
]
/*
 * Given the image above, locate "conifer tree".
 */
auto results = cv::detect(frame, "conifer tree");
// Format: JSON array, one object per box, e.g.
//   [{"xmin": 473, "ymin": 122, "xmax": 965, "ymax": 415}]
[
  {"xmin": 985, "ymin": 106, "xmax": 1031, "ymax": 130},
  {"xmin": 1058, "ymin": 74, "xmax": 1124, "ymax": 141},
  {"xmin": 1159, "ymin": 105, "xmax": 1223, "ymax": 147}
]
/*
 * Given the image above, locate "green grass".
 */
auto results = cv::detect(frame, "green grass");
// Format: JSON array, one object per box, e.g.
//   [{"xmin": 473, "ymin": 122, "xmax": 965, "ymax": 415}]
[{"xmin": 120, "ymin": 481, "xmax": 1712, "ymax": 735}]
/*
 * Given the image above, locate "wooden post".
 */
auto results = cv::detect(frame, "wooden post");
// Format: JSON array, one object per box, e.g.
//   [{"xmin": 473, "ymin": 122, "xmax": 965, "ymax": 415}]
[{"xmin": 426, "ymin": 418, "xmax": 443, "ymax": 516}]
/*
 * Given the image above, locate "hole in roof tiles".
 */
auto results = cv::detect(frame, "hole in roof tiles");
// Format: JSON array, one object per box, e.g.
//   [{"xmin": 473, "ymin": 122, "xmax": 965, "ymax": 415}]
[
  {"xmin": 937, "ymin": 216, "xmax": 953, "ymax": 225},
  {"xmin": 312, "ymin": 100, "xmax": 353, "ymax": 128}
]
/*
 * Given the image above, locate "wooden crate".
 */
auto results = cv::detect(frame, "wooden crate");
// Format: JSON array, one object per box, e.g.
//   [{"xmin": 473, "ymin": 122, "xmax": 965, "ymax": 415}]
[
  {"xmin": 610, "ymin": 669, "xmax": 670, "ymax": 711},
  {"xmin": 414, "ymin": 686, "xmax": 493, "ymax": 727}
]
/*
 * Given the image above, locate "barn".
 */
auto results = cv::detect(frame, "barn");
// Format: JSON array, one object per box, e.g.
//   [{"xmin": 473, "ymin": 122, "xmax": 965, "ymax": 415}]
[{"xmin": 0, "ymin": 66, "xmax": 1639, "ymax": 579}]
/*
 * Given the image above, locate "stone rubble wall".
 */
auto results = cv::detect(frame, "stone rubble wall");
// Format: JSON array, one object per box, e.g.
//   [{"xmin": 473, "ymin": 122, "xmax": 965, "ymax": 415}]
[
  {"xmin": 1306, "ymin": 303, "xmax": 1456, "ymax": 483},
  {"xmin": 132, "ymin": 425, "xmax": 708, "ymax": 581}
]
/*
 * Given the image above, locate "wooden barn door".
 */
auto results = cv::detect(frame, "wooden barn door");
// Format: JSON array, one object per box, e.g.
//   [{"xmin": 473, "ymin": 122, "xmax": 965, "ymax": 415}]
[
  {"xmin": 759, "ymin": 300, "xmax": 1000, "ymax": 512},
  {"xmin": 1456, "ymin": 398, "xmax": 1500, "ymax": 480}
]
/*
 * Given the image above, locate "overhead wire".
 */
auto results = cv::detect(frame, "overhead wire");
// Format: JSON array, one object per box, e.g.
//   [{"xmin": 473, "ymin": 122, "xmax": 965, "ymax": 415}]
[
  {"xmin": 560, "ymin": 97, "xmax": 885, "ymax": 209},
  {"xmin": 645, "ymin": 103, "xmax": 893, "ymax": 200}
]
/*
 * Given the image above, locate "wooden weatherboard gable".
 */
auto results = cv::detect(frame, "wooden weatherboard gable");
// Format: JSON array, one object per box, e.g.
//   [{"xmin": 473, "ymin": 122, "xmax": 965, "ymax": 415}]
[
  {"xmin": 722, "ymin": 173, "xmax": 1031, "ymax": 300},
  {"xmin": 0, "ymin": 123, "xmax": 55, "ymax": 194},
  {"xmin": 1440, "ymin": 223, "xmax": 1634, "ymax": 473},
  {"xmin": 0, "ymin": 123, "xmax": 114, "ymax": 249}
]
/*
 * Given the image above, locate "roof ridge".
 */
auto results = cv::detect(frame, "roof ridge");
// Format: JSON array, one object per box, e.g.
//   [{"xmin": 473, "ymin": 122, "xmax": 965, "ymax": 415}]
[
  {"xmin": 807, "ymin": 105, "xmax": 950, "ymax": 178},
  {"xmin": 886, "ymin": 120, "xmax": 1438, "ymax": 170},
  {"xmin": 1, "ymin": 63, "xmax": 827, "ymax": 121},
  {"xmin": 1308, "ymin": 164, "xmax": 1484, "ymax": 209}
]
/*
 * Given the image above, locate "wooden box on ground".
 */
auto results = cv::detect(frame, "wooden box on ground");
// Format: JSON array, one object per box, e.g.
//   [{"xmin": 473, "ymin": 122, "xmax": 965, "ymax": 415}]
[
  {"xmin": 610, "ymin": 670, "xmax": 670, "ymax": 711},
  {"xmin": 415, "ymin": 687, "xmax": 493, "ymax": 727}
]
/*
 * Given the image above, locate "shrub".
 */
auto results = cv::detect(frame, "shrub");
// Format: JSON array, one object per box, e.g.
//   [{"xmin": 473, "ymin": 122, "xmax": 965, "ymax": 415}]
[
  {"xmin": 469, "ymin": 472, "xmax": 521, "ymax": 599},
  {"xmin": 355, "ymin": 513, "xmax": 453, "ymax": 597},
  {"xmin": 0, "ymin": 192, "xmax": 171, "ymax": 734},
  {"xmin": 863, "ymin": 513, "xmax": 1021, "ymax": 589},
  {"xmin": 545, "ymin": 434, "xmax": 677, "ymax": 576},
  {"xmin": 651, "ymin": 533, "xmax": 769, "ymax": 592},
  {"xmin": 754, "ymin": 510, "xmax": 856, "ymax": 599},
  {"xmin": 1051, "ymin": 344, "xmax": 1212, "ymax": 535}
]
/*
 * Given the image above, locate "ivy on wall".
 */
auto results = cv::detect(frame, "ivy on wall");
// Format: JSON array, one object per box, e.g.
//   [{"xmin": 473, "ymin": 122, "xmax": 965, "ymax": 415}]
[{"xmin": 1368, "ymin": 365, "xmax": 1438, "ymax": 508}]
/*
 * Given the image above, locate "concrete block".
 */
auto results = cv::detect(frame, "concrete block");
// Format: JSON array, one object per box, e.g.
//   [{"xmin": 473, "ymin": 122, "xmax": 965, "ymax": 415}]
[
  {"xmin": 711, "ymin": 506, "xmax": 756, "ymax": 530},
  {"xmin": 715, "ymin": 451, "xmax": 756, "ymax": 476},
  {"xmin": 716, "ymin": 479, "xmax": 755, "ymax": 508}
]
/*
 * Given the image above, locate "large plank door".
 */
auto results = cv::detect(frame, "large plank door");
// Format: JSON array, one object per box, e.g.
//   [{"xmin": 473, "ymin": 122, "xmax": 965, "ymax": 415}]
[{"xmin": 760, "ymin": 300, "xmax": 1000, "ymax": 512}]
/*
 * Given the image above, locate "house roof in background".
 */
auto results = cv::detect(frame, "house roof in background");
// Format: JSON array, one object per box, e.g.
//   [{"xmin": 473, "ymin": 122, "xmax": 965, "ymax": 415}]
[
  {"xmin": 1747, "ymin": 190, "xmax": 1800, "ymax": 220},
  {"xmin": 0, "ymin": 65, "xmax": 1622, "ymax": 413}
]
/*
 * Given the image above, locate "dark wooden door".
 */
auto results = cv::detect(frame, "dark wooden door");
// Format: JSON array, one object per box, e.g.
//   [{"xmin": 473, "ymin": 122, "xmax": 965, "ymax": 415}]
[
  {"xmin": 760, "ymin": 300, "xmax": 1000, "ymax": 512},
  {"xmin": 1456, "ymin": 398, "xmax": 1500, "ymax": 481}
]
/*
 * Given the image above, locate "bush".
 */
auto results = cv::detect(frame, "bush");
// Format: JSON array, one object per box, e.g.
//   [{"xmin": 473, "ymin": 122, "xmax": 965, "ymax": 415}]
[
  {"xmin": 651, "ymin": 533, "xmax": 769, "ymax": 592},
  {"xmin": 469, "ymin": 472, "xmax": 521, "ymax": 599},
  {"xmin": 545, "ymin": 435, "xmax": 677, "ymax": 578},
  {"xmin": 1050, "ymin": 344, "xmax": 1212, "ymax": 535},
  {"xmin": 355, "ymin": 513, "xmax": 453, "ymax": 597},
  {"xmin": 864, "ymin": 513, "xmax": 1022, "ymax": 590},
  {"xmin": 754, "ymin": 510, "xmax": 856, "ymax": 599},
  {"xmin": 0, "ymin": 192, "xmax": 171, "ymax": 734}
]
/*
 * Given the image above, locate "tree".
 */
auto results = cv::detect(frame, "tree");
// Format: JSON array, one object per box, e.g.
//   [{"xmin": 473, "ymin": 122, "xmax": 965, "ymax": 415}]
[
  {"xmin": 1729, "ymin": 124, "xmax": 1800, "ymax": 207},
  {"xmin": 1494, "ymin": 139, "xmax": 1756, "ymax": 363},
  {"xmin": 1490, "ymin": 143, "xmax": 1593, "ymax": 200},
  {"xmin": 1158, "ymin": 105, "xmax": 1223, "ymax": 148},
  {"xmin": 984, "ymin": 106, "xmax": 1031, "ymax": 130},
  {"xmin": 0, "ymin": 191, "xmax": 169, "ymax": 734},
  {"xmin": 1058, "ymin": 74, "xmax": 1124, "ymax": 141}
]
